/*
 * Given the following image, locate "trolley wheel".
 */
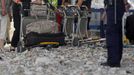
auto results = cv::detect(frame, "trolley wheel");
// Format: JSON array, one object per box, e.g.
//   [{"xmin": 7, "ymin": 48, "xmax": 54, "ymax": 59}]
[
  {"xmin": 52, "ymin": 44, "xmax": 59, "ymax": 48},
  {"xmin": 46, "ymin": 44, "xmax": 59, "ymax": 50},
  {"xmin": 72, "ymin": 37, "xmax": 79, "ymax": 46},
  {"xmin": 17, "ymin": 41, "xmax": 26, "ymax": 53},
  {"xmin": 46, "ymin": 45, "xmax": 52, "ymax": 50}
]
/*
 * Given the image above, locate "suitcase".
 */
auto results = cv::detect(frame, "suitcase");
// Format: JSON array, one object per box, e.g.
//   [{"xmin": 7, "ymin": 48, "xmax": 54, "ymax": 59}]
[{"xmin": 24, "ymin": 32, "xmax": 66, "ymax": 47}]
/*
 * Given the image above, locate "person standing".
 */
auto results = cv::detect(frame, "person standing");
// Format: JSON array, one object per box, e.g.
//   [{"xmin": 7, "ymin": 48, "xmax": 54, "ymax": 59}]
[
  {"xmin": 11, "ymin": 0, "xmax": 31, "ymax": 50},
  {"xmin": 101, "ymin": 0, "xmax": 130, "ymax": 67},
  {"xmin": 11, "ymin": 0, "xmax": 21, "ymax": 50},
  {"xmin": 0, "ymin": 0, "xmax": 11, "ymax": 50}
]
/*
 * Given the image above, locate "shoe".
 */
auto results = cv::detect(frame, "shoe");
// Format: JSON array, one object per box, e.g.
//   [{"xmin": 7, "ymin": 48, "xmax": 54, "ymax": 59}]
[
  {"xmin": 100, "ymin": 62, "xmax": 121, "ymax": 67},
  {"xmin": 10, "ymin": 46, "xmax": 16, "ymax": 51}
]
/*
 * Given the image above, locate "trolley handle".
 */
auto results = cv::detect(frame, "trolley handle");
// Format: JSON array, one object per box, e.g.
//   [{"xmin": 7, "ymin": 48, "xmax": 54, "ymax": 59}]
[
  {"xmin": 66, "ymin": 5, "xmax": 81, "ymax": 14},
  {"xmin": 66, "ymin": 5, "xmax": 80, "ymax": 9},
  {"xmin": 57, "ymin": 6, "xmax": 65, "ymax": 13},
  {"xmin": 80, "ymin": 5, "xmax": 88, "ymax": 11},
  {"xmin": 19, "ymin": 2, "xmax": 47, "ymax": 11},
  {"xmin": 19, "ymin": 2, "xmax": 31, "ymax": 13},
  {"xmin": 19, "ymin": 2, "xmax": 37, "ymax": 19},
  {"xmin": 30, "ymin": 2, "xmax": 47, "ymax": 5}
]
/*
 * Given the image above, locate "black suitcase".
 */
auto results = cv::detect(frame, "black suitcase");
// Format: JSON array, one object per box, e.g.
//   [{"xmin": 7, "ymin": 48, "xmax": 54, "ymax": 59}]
[{"xmin": 24, "ymin": 32, "xmax": 66, "ymax": 47}]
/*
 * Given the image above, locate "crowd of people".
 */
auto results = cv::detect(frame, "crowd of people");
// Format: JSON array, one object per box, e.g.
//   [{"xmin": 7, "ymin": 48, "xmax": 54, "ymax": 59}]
[{"xmin": 0, "ymin": 0, "xmax": 131, "ymax": 68}]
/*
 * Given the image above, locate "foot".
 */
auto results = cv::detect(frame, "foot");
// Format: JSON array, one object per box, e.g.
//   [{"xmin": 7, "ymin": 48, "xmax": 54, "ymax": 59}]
[
  {"xmin": 100, "ymin": 62, "xmax": 121, "ymax": 67},
  {"xmin": 10, "ymin": 46, "xmax": 16, "ymax": 51}
]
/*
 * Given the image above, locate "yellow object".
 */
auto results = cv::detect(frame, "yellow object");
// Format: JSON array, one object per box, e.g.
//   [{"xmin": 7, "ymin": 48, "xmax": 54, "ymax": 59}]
[
  {"xmin": 40, "ymin": 42, "xmax": 59, "ymax": 45},
  {"xmin": 48, "ymin": 0, "xmax": 58, "ymax": 7},
  {"xmin": 123, "ymin": 36, "xmax": 129, "ymax": 44}
]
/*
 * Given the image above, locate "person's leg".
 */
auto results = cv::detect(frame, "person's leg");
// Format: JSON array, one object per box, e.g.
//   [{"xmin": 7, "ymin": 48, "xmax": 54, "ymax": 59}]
[
  {"xmin": 6, "ymin": 14, "xmax": 11, "ymax": 43},
  {"xmin": 87, "ymin": 11, "xmax": 91, "ymax": 36},
  {"xmin": 106, "ymin": 24, "xmax": 122, "ymax": 64},
  {"xmin": 106, "ymin": 9, "xmax": 123, "ymax": 66},
  {"xmin": 100, "ymin": 20, "xmax": 105, "ymax": 38},
  {"xmin": 87, "ymin": 17, "xmax": 91, "ymax": 30},
  {"xmin": 0, "ymin": 15, "xmax": 8, "ymax": 48},
  {"xmin": 101, "ymin": 0, "xmax": 124, "ymax": 67},
  {"xmin": 11, "ymin": 3, "xmax": 21, "ymax": 47}
]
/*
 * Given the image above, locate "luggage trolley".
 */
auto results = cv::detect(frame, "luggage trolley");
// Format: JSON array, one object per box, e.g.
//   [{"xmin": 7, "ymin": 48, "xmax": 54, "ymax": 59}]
[
  {"xmin": 17, "ymin": 2, "xmax": 58, "ymax": 52},
  {"xmin": 62, "ymin": 5, "xmax": 81, "ymax": 46},
  {"xmin": 30, "ymin": 2, "xmax": 57, "ymax": 21},
  {"xmin": 76, "ymin": 5, "xmax": 91, "ymax": 44},
  {"xmin": 80, "ymin": 6, "xmax": 106, "ymax": 47},
  {"xmin": 70, "ymin": 5, "xmax": 106, "ymax": 46}
]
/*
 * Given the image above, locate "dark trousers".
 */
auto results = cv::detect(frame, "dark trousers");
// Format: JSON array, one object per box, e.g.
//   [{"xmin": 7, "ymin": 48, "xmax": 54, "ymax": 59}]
[
  {"xmin": 106, "ymin": 6, "xmax": 124, "ymax": 64},
  {"xmin": 87, "ymin": 17, "xmax": 91, "ymax": 30},
  {"xmin": 11, "ymin": 2, "xmax": 21, "ymax": 47},
  {"xmin": 100, "ymin": 21, "xmax": 106, "ymax": 38}
]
